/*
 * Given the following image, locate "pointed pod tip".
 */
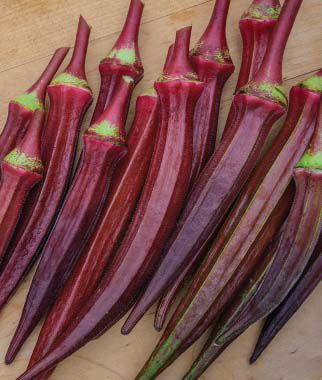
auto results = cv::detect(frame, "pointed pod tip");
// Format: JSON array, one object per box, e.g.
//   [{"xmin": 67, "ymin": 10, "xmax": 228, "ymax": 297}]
[
  {"xmin": 249, "ymin": 350, "xmax": 260, "ymax": 364},
  {"xmin": 79, "ymin": 14, "xmax": 91, "ymax": 31}
]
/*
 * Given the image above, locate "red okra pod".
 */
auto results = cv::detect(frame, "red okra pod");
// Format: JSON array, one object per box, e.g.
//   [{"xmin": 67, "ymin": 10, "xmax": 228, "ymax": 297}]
[
  {"xmin": 5, "ymin": 77, "xmax": 133, "ymax": 363},
  {"xmin": 123, "ymin": 0, "xmax": 301, "ymax": 336},
  {"xmin": 182, "ymin": 221, "xmax": 285, "ymax": 380},
  {"xmin": 251, "ymin": 241, "xmax": 322, "ymax": 363},
  {"xmin": 0, "ymin": 111, "xmax": 45, "ymax": 264},
  {"xmin": 187, "ymin": 170, "xmax": 322, "ymax": 380},
  {"xmin": 25, "ymin": 88, "xmax": 159, "ymax": 380},
  {"xmin": 0, "ymin": 16, "xmax": 93, "ymax": 313},
  {"xmin": 91, "ymin": 0, "xmax": 144, "ymax": 123},
  {"xmin": 18, "ymin": 26, "xmax": 204, "ymax": 380},
  {"xmin": 180, "ymin": 75, "xmax": 322, "ymax": 379},
  {"xmin": 155, "ymin": 0, "xmax": 281, "ymax": 329},
  {"xmin": 213, "ymin": 86, "xmax": 322, "ymax": 350},
  {"xmin": 0, "ymin": 47, "xmax": 69, "ymax": 160},
  {"xmin": 190, "ymin": 0, "xmax": 234, "ymax": 182},
  {"xmin": 237, "ymin": 0, "xmax": 281, "ymax": 90},
  {"xmin": 132, "ymin": 74, "xmax": 322, "ymax": 380},
  {"xmin": 223, "ymin": 0, "xmax": 281, "ymax": 138}
]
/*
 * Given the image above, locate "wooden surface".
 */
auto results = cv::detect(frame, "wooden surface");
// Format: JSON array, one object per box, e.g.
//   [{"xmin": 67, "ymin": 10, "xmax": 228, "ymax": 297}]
[{"xmin": 0, "ymin": 0, "xmax": 321, "ymax": 379}]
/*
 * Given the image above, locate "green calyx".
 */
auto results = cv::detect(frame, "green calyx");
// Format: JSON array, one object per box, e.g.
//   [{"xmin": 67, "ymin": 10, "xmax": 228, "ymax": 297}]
[
  {"xmin": 141, "ymin": 87, "xmax": 157, "ymax": 97},
  {"xmin": 239, "ymin": 82, "xmax": 288, "ymax": 106},
  {"xmin": 296, "ymin": 151, "xmax": 322, "ymax": 170},
  {"xmin": 244, "ymin": 4, "xmax": 280, "ymax": 20},
  {"xmin": 13, "ymin": 92, "xmax": 43, "ymax": 112},
  {"xmin": 4, "ymin": 149, "xmax": 43, "ymax": 172},
  {"xmin": 88, "ymin": 120, "xmax": 125, "ymax": 144},
  {"xmin": 51, "ymin": 73, "xmax": 91, "ymax": 92},
  {"xmin": 299, "ymin": 76, "xmax": 322, "ymax": 93},
  {"xmin": 191, "ymin": 44, "xmax": 231, "ymax": 64},
  {"xmin": 105, "ymin": 47, "xmax": 138, "ymax": 66}
]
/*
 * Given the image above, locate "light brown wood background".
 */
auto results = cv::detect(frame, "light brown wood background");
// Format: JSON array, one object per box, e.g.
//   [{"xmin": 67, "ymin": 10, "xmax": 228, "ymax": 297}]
[{"xmin": 0, "ymin": 0, "xmax": 321, "ymax": 379}]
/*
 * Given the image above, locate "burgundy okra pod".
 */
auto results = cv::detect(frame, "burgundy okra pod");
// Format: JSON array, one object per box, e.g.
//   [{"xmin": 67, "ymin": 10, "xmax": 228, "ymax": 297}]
[
  {"xmin": 5, "ymin": 76, "xmax": 133, "ymax": 363},
  {"xmin": 25, "ymin": 88, "xmax": 159, "ymax": 380},
  {"xmin": 145, "ymin": 69, "xmax": 322, "ymax": 380},
  {"xmin": 0, "ymin": 110, "xmax": 45, "ymax": 264},
  {"xmin": 236, "ymin": 0, "xmax": 281, "ymax": 90},
  {"xmin": 251, "ymin": 240, "xmax": 322, "ymax": 363},
  {"xmin": 123, "ymin": 0, "xmax": 301, "ymax": 336},
  {"xmin": 182, "ymin": 192, "xmax": 291, "ymax": 380},
  {"xmin": 190, "ymin": 0, "xmax": 234, "ymax": 182},
  {"xmin": 91, "ymin": 0, "xmax": 144, "ymax": 123},
  {"xmin": 0, "ymin": 47, "xmax": 69, "ymax": 160},
  {"xmin": 211, "ymin": 82, "xmax": 322, "ymax": 354},
  {"xmin": 18, "ymin": 26, "xmax": 204, "ymax": 380},
  {"xmin": 223, "ymin": 0, "xmax": 281, "ymax": 138},
  {"xmin": 155, "ymin": 0, "xmax": 281, "ymax": 330},
  {"xmin": 0, "ymin": 16, "xmax": 93, "ymax": 317}
]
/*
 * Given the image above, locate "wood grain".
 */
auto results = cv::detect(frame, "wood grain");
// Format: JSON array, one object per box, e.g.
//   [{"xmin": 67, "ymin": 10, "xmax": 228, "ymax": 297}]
[{"xmin": 0, "ymin": 0, "xmax": 321, "ymax": 379}]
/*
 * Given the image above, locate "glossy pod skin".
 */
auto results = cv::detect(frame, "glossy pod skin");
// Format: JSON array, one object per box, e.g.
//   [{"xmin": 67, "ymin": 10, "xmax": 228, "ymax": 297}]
[
  {"xmin": 5, "ymin": 77, "xmax": 133, "ymax": 364},
  {"xmin": 251, "ymin": 242, "xmax": 322, "ymax": 363},
  {"xmin": 122, "ymin": 0, "xmax": 302, "ymax": 336},
  {"xmin": 0, "ymin": 48, "xmax": 69, "ymax": 160},
  {"xmin": 223, "ymin": 0, "xmax": 281, "ymax": 138},
  {"xmin": 91, "ymin": 0, "xmax": 144, "ymax": 123},
  {"xmin": 236, "ymin": 0, "xmax": 281, "ymax": 90},
  {"xmin": 25, "ymin": 89, "xmax": 159, "ymax": 380},
  {"xmin": 182, "ymin": 210, "xmax": 288, "ymax": 380},
  {"xmin": 135, "ymin": 76, "xmax": 322, "ymax": 380},
  {"xmin": 190, "ymin": 0, "xmax": 234, "ymax": 182},
  {"xmin": 178, "ymin": 73, "xmax": 322, "ymax": 380},
  {"xmin": 155, "ymin": 0, "xmax": 281, "ymax": 329},
  {"xmin": 213, "ymin": 88, "xmax": 322, "ymax": 351},
  {"xmin": 0, "ymin": 111, "xmax": 45, "ymax": 264},
  {"xmin": 0, "ymin": 16, "xmax": 93, "ymax": 313},
  {"xmin": 17, "ymin": 26, "xmax": 204, "ymax": 380}
]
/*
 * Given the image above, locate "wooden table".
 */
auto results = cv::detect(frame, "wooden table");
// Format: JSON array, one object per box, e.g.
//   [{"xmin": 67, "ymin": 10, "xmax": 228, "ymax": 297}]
[{"xmin": 0, "ymin": 0, "xmax": 321, "ymax": 379}]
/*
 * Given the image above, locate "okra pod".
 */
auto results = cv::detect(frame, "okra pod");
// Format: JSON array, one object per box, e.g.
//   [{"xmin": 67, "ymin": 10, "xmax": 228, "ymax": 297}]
[
  {"xmin": 0, "ymin": 16, "xmax": 93, "ymax": 315},
  {"xmin": 190, "ymin": 0, "xmax": 234, "ymax": 182},
  {"xmin": 0, "ymin": 47, "xmax": 69, "ymax": 160},
  {"xmin": 5, "ymin": 77, "xmax": 133, "ymax": 363},
  {"xmin": 0, "ymin": 111, "xmax": 44, "ymax": 264},
  {"xmin": 18, "ymin": 26, "xmax": 204, "ymax": 380},
  {"xmin": 251, "ymin": 241, "xmax": 322, "ymax": 363},
  {"xmin": 25, "ymin": 88, "xmax": 159, "ymax": 380},
  {"xmin": 123, "ymin": 0, "xmax": 300, "ymax": 336},
  {"xmin": 155, "ymin": 0, "xmax": 281, "ymax": 329},
  {"xmin": 91, "ymin": 0, "xmax": 144, "ymax": 123}
]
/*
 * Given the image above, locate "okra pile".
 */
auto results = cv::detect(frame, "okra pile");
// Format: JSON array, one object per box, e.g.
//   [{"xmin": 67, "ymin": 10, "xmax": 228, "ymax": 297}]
[{"xmin": 0, "ymin": 0, "xmax": 320, "ymax": 379}]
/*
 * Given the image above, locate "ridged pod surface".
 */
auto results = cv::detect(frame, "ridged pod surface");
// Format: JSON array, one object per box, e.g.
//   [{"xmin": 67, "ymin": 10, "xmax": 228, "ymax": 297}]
[
  {"xmin": 5, "ymin": 77, "xmax": 133, "ymax": 364},
  {"xmin": 0, "ymin": 16, "xmax": 93, "ymax": 315},
  {"xmin": 24, "ymin": 88, "xmax": 159, "ymax": 380},
  {"xmin": 154, "ymin": 0, "xmax": 281, "ymax": 330},
  {"xmin": 91, "ymin": 0, "xmax": 144, "ymax": 123},
  {"xmin": 179, "ymin": 72, "xmax": 322, "ymax": 380},
  {"xmin": 251, "ymin": 239, "xmax": 322, "ymax": 363},
  {"xmin": 0, "ymin": 111, "xmax": 45, "ymax": 264},
  {"xmin": 17, "ymin": 26, "xmax": 204, "ymax": 380},
  {"xmin": 224, "ymin": 0, "xmax": 281, "ymax": 138},
  {"xmin": 122, "ymin": 0, "xmax": 301, "ymax": 337},
  {"xmin": 190, "ymin": 0, "xmax": 234, "ymax": 182}
]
